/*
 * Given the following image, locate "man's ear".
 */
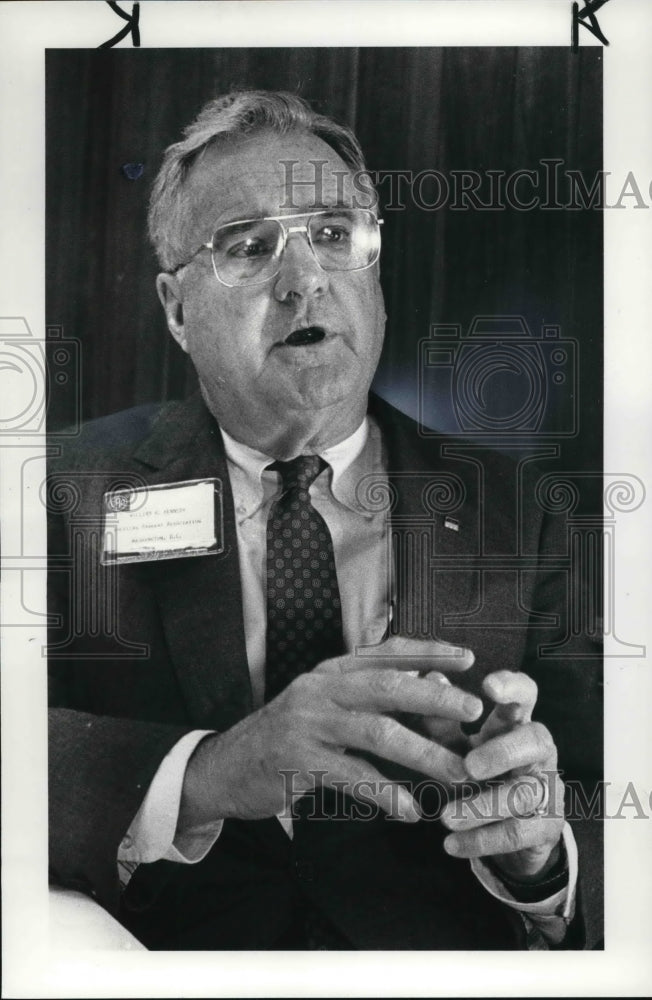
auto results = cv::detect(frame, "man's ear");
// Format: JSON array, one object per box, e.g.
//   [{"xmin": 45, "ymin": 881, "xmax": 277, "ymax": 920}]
[{"xmin": 156, "ymin": 273, "xmax": 189, "ymax": 353}]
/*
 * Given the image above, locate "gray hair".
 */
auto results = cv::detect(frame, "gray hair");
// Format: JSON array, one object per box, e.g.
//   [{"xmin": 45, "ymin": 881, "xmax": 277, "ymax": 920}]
[{"xmin": 148, "ymin": 90, "xmax": 369, "ymax": 271}]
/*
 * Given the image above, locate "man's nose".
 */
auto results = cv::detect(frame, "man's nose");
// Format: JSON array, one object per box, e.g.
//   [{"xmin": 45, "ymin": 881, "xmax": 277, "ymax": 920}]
[{"xmin": 272, "ymin": 231, "xmax": 330, "ymax": 304}]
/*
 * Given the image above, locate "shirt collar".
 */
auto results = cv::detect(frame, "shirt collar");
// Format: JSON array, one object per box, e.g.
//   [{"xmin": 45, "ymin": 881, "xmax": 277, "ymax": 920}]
[{"xmin": 221, "ymin": 417, "xmax": 384, "ymax": 520}]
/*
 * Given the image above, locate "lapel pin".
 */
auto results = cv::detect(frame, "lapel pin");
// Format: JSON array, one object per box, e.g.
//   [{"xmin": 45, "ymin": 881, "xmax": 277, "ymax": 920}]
[{"xmin": 444, "ymin": 517, "xmax": 460, "ymax": 532}]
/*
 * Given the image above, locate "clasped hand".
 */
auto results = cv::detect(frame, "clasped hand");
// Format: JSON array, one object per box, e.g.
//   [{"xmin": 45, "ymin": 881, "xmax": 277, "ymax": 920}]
[{"xmin": 180, "ymin": 637, "xmax": 563, "ymax": 881}]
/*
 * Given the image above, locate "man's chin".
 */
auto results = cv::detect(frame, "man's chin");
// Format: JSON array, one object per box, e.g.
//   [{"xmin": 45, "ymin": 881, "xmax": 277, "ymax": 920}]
[{"xmin": 278, "ymin": 365, "xmax": 364, "ymax": 413}]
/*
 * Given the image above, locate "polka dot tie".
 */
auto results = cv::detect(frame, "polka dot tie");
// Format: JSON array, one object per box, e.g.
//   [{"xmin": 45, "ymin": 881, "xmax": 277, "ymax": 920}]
[{"xmin": 264, "ymin": 455, "xmax": 345, "ymax": 702}]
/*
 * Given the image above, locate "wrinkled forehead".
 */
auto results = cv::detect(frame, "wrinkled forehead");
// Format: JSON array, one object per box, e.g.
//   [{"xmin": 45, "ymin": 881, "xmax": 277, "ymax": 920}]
[{"xmin": 181, "ymin": 129, "xmax": 369, "ymax": 235}]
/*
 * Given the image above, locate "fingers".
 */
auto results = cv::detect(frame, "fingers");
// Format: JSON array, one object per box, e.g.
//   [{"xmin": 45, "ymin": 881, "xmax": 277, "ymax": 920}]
[
  {"xmin": 437, "ymin": 699, "xmax": 564, "ymax": 870},
  {"xmin": 469, "ymin": 671, "xmax": 538, "ymax": 747},
  {"xmin": 423, "ymin": 671, "xmax": 451, "ymax": 688},
  {"xmin": 420, "ymin": 715, "xmax": 466, "ymax": 749},
  {"xmin": 440, "ymin": 771, "xmax": 562, "ymax": 832},
  {"xmin": 483, "ymin": 670, "xmax": 537, "ymax": 723},
  {"xmin": 464, "ymin": 720, "xmax": 556, "ymax": 781},
  {"xmin": 442, "ymin": 813, "xmax": 564, "ymax": 860},
  {"xmin": 318, "ymin": 636, "xmax": 475, "ymax": 675},
  {"xmin": 276, "ymin": 671, "xmax": 475, "ymax": 783},
  {"xmin": 482, "ymin": 670, "xmax": 538, "ymax": 725},
  {"xmin": 330, "ymin": 668, "xmax": 483, "ymax": 722},
  {"xmin": 439, "ymin": 761, "xmax": 565, "ymax": 866},
  {"xmin": 416, "ymin": 673, "xmax": 467, "ymax": 748},
  {"xmin": 330, "ymin": 711, "xmax": 468, "ymax": 784},
  {"xmin": 314, "ymin": 749, "xmax": 421, "ymax": 823}
]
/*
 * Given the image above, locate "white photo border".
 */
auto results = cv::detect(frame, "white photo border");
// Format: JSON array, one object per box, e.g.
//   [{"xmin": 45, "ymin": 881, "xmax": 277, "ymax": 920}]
[{"xmin": 1, "ymin": 1, "xmax": 651, "ymax": 996}]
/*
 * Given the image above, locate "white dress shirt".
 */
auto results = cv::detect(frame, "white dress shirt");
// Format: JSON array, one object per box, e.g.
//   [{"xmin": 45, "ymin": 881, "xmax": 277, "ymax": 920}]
[{"xmin": 118, "ymin": 416, "xmax": 576, "ymax": 945}]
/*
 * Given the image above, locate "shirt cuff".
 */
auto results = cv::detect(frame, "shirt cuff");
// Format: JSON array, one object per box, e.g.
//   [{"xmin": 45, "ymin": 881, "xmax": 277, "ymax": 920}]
[
  {"xmin": 470, "ymin": 822, "xmax": 578, "ymax": 947},
  {"xmin": 118, "ymin": 730, "xmax": 223, "ymax": 881}
]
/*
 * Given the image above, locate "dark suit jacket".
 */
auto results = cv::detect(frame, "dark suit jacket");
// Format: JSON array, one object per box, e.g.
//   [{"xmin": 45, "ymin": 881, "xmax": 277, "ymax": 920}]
[{"xmin": 48, "ymin": 393, "xmax": 602, "ymax": 949}]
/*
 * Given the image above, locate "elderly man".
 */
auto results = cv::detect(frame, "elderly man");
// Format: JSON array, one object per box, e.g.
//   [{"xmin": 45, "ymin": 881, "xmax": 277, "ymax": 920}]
[{"xmin": 48, "ymin": 91, "xmax": 600, "ymax": 950}]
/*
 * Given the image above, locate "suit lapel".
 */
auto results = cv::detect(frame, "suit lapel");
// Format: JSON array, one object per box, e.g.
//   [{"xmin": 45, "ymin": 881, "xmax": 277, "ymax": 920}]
[
  {"xmin": 129, "ymin": 392, "xmax": 481, "ymax": 723},
  {"xmin": 369, "ymin": 395, "xmax": 479, "ymax": 639},
  {"xmin": 132, "ymin": 395, "xmax": 253, "ymax": 730}
]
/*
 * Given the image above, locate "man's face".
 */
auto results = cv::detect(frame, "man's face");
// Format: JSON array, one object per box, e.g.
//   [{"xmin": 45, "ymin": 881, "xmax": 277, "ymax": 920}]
[{"xmin": 156, "ymin": 129, "xmax": 386, "ymax": 451}]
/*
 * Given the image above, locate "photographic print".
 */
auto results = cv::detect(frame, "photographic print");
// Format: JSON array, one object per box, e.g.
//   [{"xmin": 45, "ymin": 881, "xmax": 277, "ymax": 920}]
[{"xmin": 1, "ymin": 2, "xmax": 650, "ymax": 996}]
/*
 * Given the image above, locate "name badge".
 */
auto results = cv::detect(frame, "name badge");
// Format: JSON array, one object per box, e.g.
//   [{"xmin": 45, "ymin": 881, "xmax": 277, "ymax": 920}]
[{"xmin": 101, "ymin": 478, "xmax": 224, "ymax": 565}]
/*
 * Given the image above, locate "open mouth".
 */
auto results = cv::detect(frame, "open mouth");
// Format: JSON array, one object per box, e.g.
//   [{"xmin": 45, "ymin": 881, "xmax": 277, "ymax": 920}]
[{"xmin": 284, "ymin": 326, "xmax": 327, "ymax": 347}]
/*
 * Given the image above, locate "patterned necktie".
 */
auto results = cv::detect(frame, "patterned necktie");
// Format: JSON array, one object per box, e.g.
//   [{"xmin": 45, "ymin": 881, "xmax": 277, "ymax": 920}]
[{"xmin": 264, "ymin": 455, "xmax": 345, "ymax": 702}]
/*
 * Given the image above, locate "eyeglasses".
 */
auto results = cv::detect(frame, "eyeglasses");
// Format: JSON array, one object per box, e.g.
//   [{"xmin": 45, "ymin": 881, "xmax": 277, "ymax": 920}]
[{"xmin": 170, "ymin": 208, "xmax": 383, "ymax": 287}]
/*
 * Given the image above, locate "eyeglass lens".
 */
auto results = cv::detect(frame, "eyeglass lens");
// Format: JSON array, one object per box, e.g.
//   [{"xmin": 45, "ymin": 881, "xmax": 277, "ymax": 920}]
[{"xmin": 210, "ymin": 210, "xmax": 380, "ymax": 286}]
